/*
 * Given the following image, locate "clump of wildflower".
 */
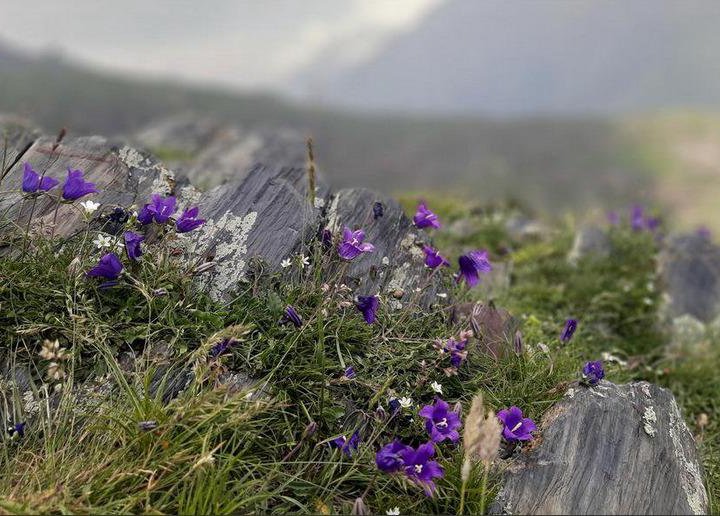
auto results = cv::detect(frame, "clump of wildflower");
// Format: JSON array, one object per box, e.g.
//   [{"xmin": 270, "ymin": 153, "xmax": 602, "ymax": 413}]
[
  {"xmin": 581, "ymin": 360, "xmax": 605, "ymax": 386},
  {"xmin": 62, "ymin": 168, "xmax": 98, "ymax": 201},
  {"xmin": 138, "ymin": 194, "xmax": 177, "ymax": 225},
  {"xmin": 497, "ymin": 406, "xmax": 536, "ymax": 442},
  {"xmin": 560, "ymin": 318, "xmax": 578, "ymax": 343},
  {"xmin": 22, "ymin": 162, "xmax": 58, "ymax": 193},
  {"xmin": 331, "ymin": 431, "xmax": 360, "ymax": 457},
  {"xmin": 457, "ymin": 250, "xmax": 492, "ymax": 287},
  {"xmin": 419, "ymin": 398, "xmax": 462, "ymax": 443},
  {"xmin": 413, "ymin": 202, "xmax": 441, "ymax": 229},
  {"xmin": 175, "ymin": 206, "xmax": 206, "ymax": 233},
  {"xmin": 338, "ymin": 227, "xmax": 375, "ymax": 260},
  {"xmin": 422, "ymin": 245, "xmax": 449, "ymax": 269},
  {"xmin": 86, "ymin": 253, "xmax": 123, "ymax": 280},
  {"xmin": 355, "ymin": 295, "xmax": 379, "ymax": 324},
  {"xmin": 282, "ymin": 305, "xmax": 303, "ymax": 328},
  {"xmin": 399, "ymin": 441, "xmax": 445, "ymax": 496}
]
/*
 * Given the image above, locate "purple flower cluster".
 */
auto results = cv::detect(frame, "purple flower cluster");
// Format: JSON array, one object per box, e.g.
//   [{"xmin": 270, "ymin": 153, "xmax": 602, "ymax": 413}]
[
  {"xmin": 22, "ymin": 163, "xmax": 58, "ymax": 193},
  {"xmin": 434, "ymin": 334, "xmax": 469, "ymax": 371},
  {"xmin": 137, "ymin": 193, "xmax": 205, "ymax": 233},
  {"xmin": 21, "ymin": 162, "xmax": 98, "ymax": 202},
  {"xmin": 609, "ymin": 204, "xmax": 662, "ymax": 233},
  {"xmin": 375, "ymin": 397, "xmax": 461, "ymax": 496},
  {"xmin": 331, "ymin": 431, "xmax": 360, "ymax": 457}
]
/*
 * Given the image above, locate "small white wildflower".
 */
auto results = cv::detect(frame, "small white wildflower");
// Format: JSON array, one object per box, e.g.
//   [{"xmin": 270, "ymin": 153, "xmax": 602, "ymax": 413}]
[
  {"xmin": 300, "ymin": 255, "xmax": 310, "ymax": 268},
  {"xmin": 386, "ymin": 508, "xmax": 400, "ymax": 515},
  {"xmin": 80, "ymin": 200, "xmax": 100, "ymax": 215},
  {"xmin": 93, "ymin": 234, "xmax": 113, "ymax": 249},
  {"xmin": 430, "ymin": 381, "xmax": 443, "ymax": 394},
  {"xmin": 281, "ymin": 258, "xmax": 292, "ymax": 268},
  {"xmin": 381, "ymin": 256, "xmax": 390, "ymax": 266},
  {"xmin": 398, "ymin": 397, "xmax": 413, "ymax": 409},
  {"xmin": 436, "ymin": 292, "xmax": 448, "ymax": 298}
]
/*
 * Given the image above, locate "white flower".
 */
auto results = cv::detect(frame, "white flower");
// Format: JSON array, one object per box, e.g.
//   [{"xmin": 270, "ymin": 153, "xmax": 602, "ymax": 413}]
[
  {"xmin": 430, "ymin": 381, "xmax": 443, "ymax": 394},
  {"xmin": 386, "ymin": 508, "xmax": 400, "ymax": 515},
  {"xmin": 93, "ymin": 234, "xmax": 113, "ymax": 249},
  {"xmin": 300, "ymin": 255, "xmax": 310, "ymax": 268},
  {"xmin": 80, "ymin": 200, "xmax": 100, "ymax": 214},
  {"xmin": 281, "ymin": 258, "xmax": 292, "ymax": 268},
  {"xmin": 398, "ymin": 397, "xmax": 413, "ymax": 409}
]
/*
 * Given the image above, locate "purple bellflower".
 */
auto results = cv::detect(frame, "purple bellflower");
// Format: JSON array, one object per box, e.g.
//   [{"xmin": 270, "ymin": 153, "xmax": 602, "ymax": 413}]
[
  {"xmin": 498, "ymin": 406, "xmax": 536, "ymax": 442},
  {"xmin": 435, "ymin": 336, "xmax": 468, "ymax": 368},
  {"xmin": 582, "ymin": 360, "xmax": 605, "ymax": 386},
  {"xmin": 331, "ymin": 431, "xmax": 360, "ymax": 457},
  {"xmin": 457, "ymin": 250, "xmax": 492, "ymax": 287},
  {"xmin": 338, "ymin": 227, "xmax": 375, "ymax": 260},
  {"xmin": 399, "ymin": 442, "xmax": 445, "ymax": 496},
  {"xmin": 375, "ymin": 440, "xmax": 413, "ymax": 473},
  {"xmin": 8, "ymin": 421, "xmax": 26, "ymax": 438},
  {"xmin": 138, "ymin": 194, "xmax": 177, "ymax": 225},
  {"xmin": 423, "ymin": 245, "xmax": 449, "ymax": 269},
  {"xmin": 86, "ymin": 253, "xmax": 123, "ymax": 280},
  {"xmin": 646, "ymin": 217, "xmax": 661, "ymax": 232},
  {"xmin": 560, "ymin": 318, "xmax": 578, "ymax": 343},
  {"xmin": 413, "ymin": 202, "xmax": 441, "ymax": 229},
  {"xmin": 373, "ymin": 201, "xmax": 384, "ymax": 219},
  {"xmin": 123, "ymin": 231, "xmax": 144, "ymax": 261},
  {"xmin": 355, "ymin": 295, "xmax": 379, "ymax": 324},
  {"xmin": 62, "ymin": 168, "xmax": 98, "ymax": 201},
  {"xmin": 344, "ymin": 366, "xmax": 356, "ymax": 379},
  {"xmin": 175, "ymin": 206, "xmax": 206, "ymax": 233},
  {"xmin": 209, "ymin": 337, "xmax": 238, "ymax": 358},
  {"xmin": 22, "ymin": 162, "xmax": 58, "ymax": 193},
  {"xmin": 419, "ymin": 398, "xmax": 462, "ymax": 443},
  {"xmin": 282, "ymin": 305, "xmax": 303, "ymax": 328},
  {"xmin": 630, "ymin": 204, "xmax": 645, "ymax": 231}
]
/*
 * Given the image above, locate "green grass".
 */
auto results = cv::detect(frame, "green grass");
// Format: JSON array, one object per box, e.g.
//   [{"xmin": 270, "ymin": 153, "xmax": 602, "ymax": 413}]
[{"xmin": 0, "ymin": 194, "xmax": 718, "ymax": 514}]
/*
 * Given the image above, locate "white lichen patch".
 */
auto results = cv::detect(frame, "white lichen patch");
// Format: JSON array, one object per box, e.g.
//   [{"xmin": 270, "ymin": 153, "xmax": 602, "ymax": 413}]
[
  {"xmin": 565, "ymin": 388, "xmax": 575, "ymax": 399},
  {"xmin": 643, "ymin": 406, "xmax": 657, "ymax": 437},
  {"xmin": 118, "ymin": 145, "xmax": 154, "ymax": 169},
  {"xmin": 184, "ymin": 210, "xmax": 258, "ymax": 300},
  {"xmin": 399, "ymin": 232, "xmax": 424, "ymax": 260},
  {"xmin": 119, "ymin": 145, "xmax": 176, "ymax": 195},
  {"xmin": 667, "ymin": 397, "xmax": 709, "ymax": 514}
]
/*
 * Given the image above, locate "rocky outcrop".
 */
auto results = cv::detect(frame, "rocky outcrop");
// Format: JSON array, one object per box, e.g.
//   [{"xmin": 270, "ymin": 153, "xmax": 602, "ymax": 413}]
[
  {"xmin": 492, "ymin": 381, "xmax": 708, "ymax": 515},
  {"xmin": 659, "ymin": 233, "xmax": 720, "ymax": 323}
]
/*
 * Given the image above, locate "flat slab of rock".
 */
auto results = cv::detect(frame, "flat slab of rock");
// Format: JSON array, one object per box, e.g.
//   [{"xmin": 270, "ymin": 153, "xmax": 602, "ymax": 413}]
[
  {"xmin": 659, "ymin": 233, "xmax": 720, "ymax": 322},
  {"xmin": 492, "ymin": 381, "xmax": 708, "ymax": 515}
]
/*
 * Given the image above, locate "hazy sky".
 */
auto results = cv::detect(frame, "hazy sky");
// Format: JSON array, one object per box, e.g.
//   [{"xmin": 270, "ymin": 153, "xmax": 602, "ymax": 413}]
[{"xmin": 2, "ymin": 0, "xmax": 440, "ymax": 91}]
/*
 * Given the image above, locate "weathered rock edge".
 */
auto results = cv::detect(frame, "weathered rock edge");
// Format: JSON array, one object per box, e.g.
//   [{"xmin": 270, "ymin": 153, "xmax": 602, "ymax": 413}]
[{"xmin": 491, "ymin": 381, "xmax": 708, "ymax": 515}]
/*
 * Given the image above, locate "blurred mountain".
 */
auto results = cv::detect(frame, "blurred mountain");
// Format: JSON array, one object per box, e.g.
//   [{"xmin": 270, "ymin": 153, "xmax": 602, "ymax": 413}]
[{"xmin": 295, "ymin": 0, "xmax": 720, "ymax": 114}]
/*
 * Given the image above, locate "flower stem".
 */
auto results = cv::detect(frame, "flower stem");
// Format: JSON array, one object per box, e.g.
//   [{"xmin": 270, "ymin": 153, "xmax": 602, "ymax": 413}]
[{"xmin": 478, "ymin": 461, "xmax": 490, "ymax": 514}]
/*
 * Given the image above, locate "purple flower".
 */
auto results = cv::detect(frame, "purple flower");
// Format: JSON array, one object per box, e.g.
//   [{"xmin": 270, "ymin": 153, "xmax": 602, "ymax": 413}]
[
  {"xmin": 373, "ymin": 201, "xmax": 384, "ymax": 219},
  {"xmin": 413, "ymin": 202, "xmax": 441, "ymax": 229},
  {"xmin": 209, "ymin": 338, "xmax": 237, "ymax": 358},
  {"xmin": 62, "ymin": 168, "xmax": 98, "ymax": 201},
  {"xmin": 338, "ymin": 227, "xmax": 375, "ymax": 260},
  {"xmin": 108, "ymin": 207, "xmax": 130, "ymax": 224},
  {"xmin": 137, "ymin": 194, "xmax": 177, "ymax": 225},
  {"xmin": 123, "ymin": 231, "xmax": 144, "ymax": 261},
  {"xmin": 175, "ymin": 206, "xmax": 206, "ymax": 233},
  {"xmin": 399, "ymin": 442, "xmax": 445, "ymax": 496},
  {"xmin": 457, "ymin": 250, "xmax": 492, "ymax": 287},
  {"xmin": 560, "ymin": 318, "xmax": 578, "ymax": 343},
  {"xmin": 388, "ymin": 398, "xmax": 401, "ymax": 414},
  {"xmin": 423, "ymin": 245, "xmax": 449, "ymax": 269},
  {"xmin": 331, "ymin": 431, "xmax": 360, "ymax": 457},
  {"xmin": 8, "ymin": 421, "xmax": 26, "ymax": 438},
  {"xmin": 22, "ymin": 162, "xmax": 58, "ymax": 193},
  {"xmin": 606, "ymin": 211, "xmax": 620, "ymax": 225},
  {"xmin": 376, "ymin": 440, "xmax": 412, "ymax": 473},
  {"xmin": 419, "ymin": 398, "xmax": 462, "ymax": 443},
  {"xmin": 582, "ymin": 360, "xmax": 605, "ymax": 386},
  {"xmin": 697, "ymin": 226, "xmax": 712, "ymax": 240},
  {"xmin": 282, "ymin": 305, "xmax": 303, "ymax": 328},
  {"xmin": 86, "ymin": 253, "xmax": 123, "ymax": 280},
  {"xmin": 497, "ymin": 406, "xmax": 536, "ymax": 442},
  {"xmin": 355, "ymin": 295, "xmax": 379, "ymax": 324},
  {"xmin": 630, "ymin": 204, "xmax": 645, "ymax": 231},
  {"xmin": 344, "ymin": 366, "xmax": 356, "ymax": 379},
  {"xmin": 646, "ymin": 217, "xmax": 661, "ymax": 232},
  {"xmin": 436, "ymin": 337, "xmax": 468, "ymax": 369}
]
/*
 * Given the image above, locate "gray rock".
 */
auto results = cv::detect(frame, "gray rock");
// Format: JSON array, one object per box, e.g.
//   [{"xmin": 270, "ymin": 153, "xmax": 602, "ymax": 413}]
[
  {"xmin": 133, "ymin": 114, "xmax": 307, "ymax": 188},
  {"xmin": 659, "ymin": 233, "xmax": 720, "ymax": 322},
  {"xmin": 492, "ymin": 381, "xmax": 708, "ymax": 515},
  {"xmin": 567, "ymin": 224, "xmax": 611, "ymax": 264}
]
